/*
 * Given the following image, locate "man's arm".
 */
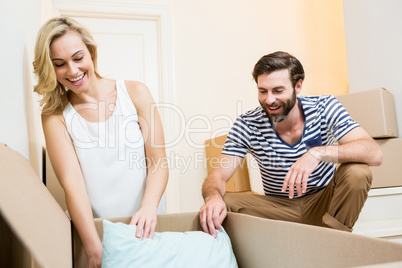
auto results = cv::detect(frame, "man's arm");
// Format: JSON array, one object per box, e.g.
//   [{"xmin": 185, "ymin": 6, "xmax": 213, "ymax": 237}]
[
  {"xmin": 200, "ymin": 154, "xmax": 243, "ymax": 237},
  {"xmin": 283, "ymin": 127, "xmax": 382, "ymax": 198},
  {"xmin": 312, "ymin": 126, "xmax": 382, "ymax": 165}
]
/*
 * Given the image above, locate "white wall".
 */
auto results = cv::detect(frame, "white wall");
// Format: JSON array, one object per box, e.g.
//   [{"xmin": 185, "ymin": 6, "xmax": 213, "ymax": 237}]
[
  {"xmin": 152, "ymin": 0, "xmax": 349, "ymax": 212},
  {"xmin": 0, "ymin": 0, "xmax": 54, "ymax": 177},
  {"xmin": 0, "ymin": 0, "xmax": 349, "ymax": 213},
  {"xmin": 0, "ymin": 1, "xmax": 36, "ymax": 159},
  {"xmin": 343, "ymin": 0, "xmax": 402, "ymax": 137}
]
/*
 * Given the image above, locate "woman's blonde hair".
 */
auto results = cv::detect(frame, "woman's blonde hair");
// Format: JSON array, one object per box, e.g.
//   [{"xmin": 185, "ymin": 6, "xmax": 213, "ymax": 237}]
[{"xmin": 33, "ymin": 17, "xmax": 101, "ymax": 115}]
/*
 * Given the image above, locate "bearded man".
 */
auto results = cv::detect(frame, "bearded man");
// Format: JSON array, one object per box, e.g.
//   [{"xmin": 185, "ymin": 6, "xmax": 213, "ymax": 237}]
[{"xmin": 200, "ymin": 51, "xmax": 382, "ymax": 237}]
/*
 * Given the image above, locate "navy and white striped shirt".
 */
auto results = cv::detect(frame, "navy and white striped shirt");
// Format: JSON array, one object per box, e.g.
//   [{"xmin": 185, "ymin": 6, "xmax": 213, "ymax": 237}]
[{"xmin": 222, "ymin": 95, "xmax": 359, "ymax": 197}]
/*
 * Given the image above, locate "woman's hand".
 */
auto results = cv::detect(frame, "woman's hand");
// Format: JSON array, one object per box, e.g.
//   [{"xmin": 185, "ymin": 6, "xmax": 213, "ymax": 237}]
[
  {"xmin": 129, "ymin": 206, "xmax": 158, "ymax": 239},
  {"xmin": 85, "ymin": 242, "xmax": 102, "ymax": 268}
]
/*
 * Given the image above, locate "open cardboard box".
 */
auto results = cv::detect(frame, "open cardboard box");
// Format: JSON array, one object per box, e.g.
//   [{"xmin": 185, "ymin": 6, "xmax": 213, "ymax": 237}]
[{"xmin": 2, "ymin": 143, "xmax": 402, "ymax": 268}]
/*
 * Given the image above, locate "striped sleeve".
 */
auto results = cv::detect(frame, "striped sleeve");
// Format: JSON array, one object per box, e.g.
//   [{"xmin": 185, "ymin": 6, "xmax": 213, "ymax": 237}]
[
  {"xmin": 221, "ymin": 116, "xmax": 251, "ymax": 158},
  {"xmin": 324, "ymin": 96, "xmax": 359, "ymax": 141}
]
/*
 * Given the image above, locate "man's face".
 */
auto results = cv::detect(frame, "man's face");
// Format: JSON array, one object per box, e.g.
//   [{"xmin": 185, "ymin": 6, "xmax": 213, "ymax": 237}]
[{"xmin": 257, "ymin": 69, "xmax": 298, "ymax": 123}]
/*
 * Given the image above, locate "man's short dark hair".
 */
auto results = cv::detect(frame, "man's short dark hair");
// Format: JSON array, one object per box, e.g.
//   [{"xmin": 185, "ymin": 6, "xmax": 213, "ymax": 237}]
[{"xmin": 252, "ymin": 51, "xmax": 305, "ymax": 88}]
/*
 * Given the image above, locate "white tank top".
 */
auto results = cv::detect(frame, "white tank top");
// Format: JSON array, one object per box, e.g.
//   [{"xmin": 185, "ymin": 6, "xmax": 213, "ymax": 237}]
[{"xmin": 63, "ymin": 80, "xmax": 147, "ymax": 218}]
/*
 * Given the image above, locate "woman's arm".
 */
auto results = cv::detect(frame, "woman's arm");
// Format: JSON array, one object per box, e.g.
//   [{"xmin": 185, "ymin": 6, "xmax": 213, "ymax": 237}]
[
  {"xmin": 125, "ymin": 81, "xmax": 169, "ymax": 239},
  {"xmin": 42, "ymin": 114, "xmax": 102, "ymax": 267}
]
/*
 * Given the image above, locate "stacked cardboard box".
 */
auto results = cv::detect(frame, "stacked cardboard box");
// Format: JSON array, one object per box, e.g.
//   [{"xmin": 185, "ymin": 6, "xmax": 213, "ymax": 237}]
[
  {"xmin": 336, "ymin": 88, "xmax": 402, "ymax": 242},
  {"xmin": 336, "ymin": 88, "xmax": 401, "ymax": 188}
]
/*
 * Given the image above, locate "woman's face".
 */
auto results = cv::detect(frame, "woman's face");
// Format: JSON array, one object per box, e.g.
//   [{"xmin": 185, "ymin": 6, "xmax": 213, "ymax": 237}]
[{"xmin": 50, "ymin": 30, "xmax": 95, "ymax": 94}]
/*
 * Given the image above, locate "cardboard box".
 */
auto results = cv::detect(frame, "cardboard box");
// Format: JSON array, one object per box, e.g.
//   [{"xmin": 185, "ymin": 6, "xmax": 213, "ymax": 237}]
[
  {"xmin": 2, "ymin": 142, "xmax": 402, "ymax": 268},
  {"xmin": 370, "ymin": 138, "xmax": 402, "ymax": 188},
  {"xmin": 0, "ymin": 143, "xmax": 72, "ymax": 268},
  {"xmin": 205, "ymin": 135, "xmax": 251, "ymax": 192},
  {"xmin": 336, "ymin": 88, "xmax": 398, "ymax": 138},
  {"xmin": 45, "ymin": 150, "xmax": 67, "ymax": 211}
]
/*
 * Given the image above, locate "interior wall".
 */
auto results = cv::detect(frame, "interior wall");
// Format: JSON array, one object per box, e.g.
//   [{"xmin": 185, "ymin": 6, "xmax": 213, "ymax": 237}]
[
  {"xmin": 150, "ymin": 0, "xmax": 349, "ymax": 212},
  {"xmin": 0, "ymin": 0, "xmax": 348, "ymax": 213},
  {"xmin": 0, "ymin": 0, "xmax": 54, "ymax": 178},
  {"xmin": 343, "ymin": 0, "xmax": 402, "ymax": 138},
  {"xmin": 0, "ymin": 2, "xmax": 37, "ymax": 160}
]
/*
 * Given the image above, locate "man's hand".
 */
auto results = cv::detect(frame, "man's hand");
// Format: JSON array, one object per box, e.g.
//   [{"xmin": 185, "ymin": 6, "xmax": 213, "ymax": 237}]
[
  {"xmin": 282, "ymin": 148, "xmax": 322, "ymax": 199},
  {"xmin": 199, "ymin": 195, "xmax": 227, "ymax": 238},
  {"xmin": 200, "ymin": 155, "xmax": 241, "ymax": 237}
]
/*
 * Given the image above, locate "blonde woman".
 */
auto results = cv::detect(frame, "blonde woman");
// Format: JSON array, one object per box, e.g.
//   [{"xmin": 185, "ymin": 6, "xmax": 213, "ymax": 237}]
[{"xmin": 33, "ymin": 17, "xmax": 168, "ymax": 267}]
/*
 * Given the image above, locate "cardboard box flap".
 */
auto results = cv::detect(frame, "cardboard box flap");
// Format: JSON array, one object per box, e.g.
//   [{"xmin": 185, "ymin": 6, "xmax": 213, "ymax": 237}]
[
  {"xmin": 0, "ymin": 143, "xmax": 72, "ymax": 268},
  {"xmin": 95, "ymin": 213, "xmax": 202, "ymax": 241},
  {"xmin": 223, "ymin": 212, "xmax": 402, "ymax": 268}
]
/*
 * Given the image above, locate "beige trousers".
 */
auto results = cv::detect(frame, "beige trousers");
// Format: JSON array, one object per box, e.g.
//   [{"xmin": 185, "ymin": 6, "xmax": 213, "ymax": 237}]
[{"xmin": 224, "ymin": 163, "xmax": 372, "ymax": 232}]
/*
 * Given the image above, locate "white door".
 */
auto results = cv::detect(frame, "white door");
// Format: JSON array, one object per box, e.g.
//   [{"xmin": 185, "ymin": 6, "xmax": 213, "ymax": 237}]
[{"xmin": 71, "ymin": 16, "xmax": 160, "ymax": 102}]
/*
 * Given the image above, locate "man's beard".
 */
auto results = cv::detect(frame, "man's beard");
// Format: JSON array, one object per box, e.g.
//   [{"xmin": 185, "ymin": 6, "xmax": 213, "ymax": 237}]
[{"xmin": 260, "ymin": 90, "xmax": 297, "ymax": 123}]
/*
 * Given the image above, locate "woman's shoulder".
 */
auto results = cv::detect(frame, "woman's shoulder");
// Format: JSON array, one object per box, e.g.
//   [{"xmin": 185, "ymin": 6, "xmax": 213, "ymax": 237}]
[
  {"xmin": 41, "ymin": 112, "xmax": 65, "ymax": 128},
  {"xmin": 124, "ymin": 80, "xmax": 150, "ymax": 95},
  {"xmin": 123, "ymin": 80, "xmax": 154, "ymax": 107}
]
